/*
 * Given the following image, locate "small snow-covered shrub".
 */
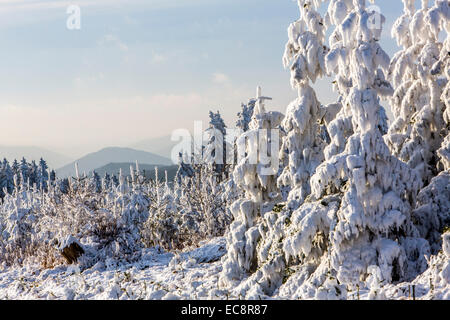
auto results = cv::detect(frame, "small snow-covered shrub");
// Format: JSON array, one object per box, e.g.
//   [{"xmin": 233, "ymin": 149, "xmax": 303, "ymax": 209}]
[
  {"xmin": 142, "ymin": 165, "xmax": 231, "ymax": 250},
  {"xmin": 442, "ymin": 230, "xmax": 450, "ymax": 259},
  {"xmin": 413, "ymin": 172, "xmax": 450, "ymax": 253},
  {"xmin": 19, "ymin": 176, "xmax": 149, "ymax": 267},
  {"xmin": 0, "ymin": 185, "xmax": 65, "ymax": 268}
]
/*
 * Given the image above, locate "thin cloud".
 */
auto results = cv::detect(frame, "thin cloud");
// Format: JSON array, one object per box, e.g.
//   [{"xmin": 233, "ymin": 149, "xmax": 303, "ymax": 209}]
[
  {"xmin": 98, "ymin": 34, "xmax": 129, "ymax": 52},
  {"xmin": 212, "ymin": 73, "xmax": 230, "ymax": 85},
  {"xmin": 151, "ymin": 53, "xmax": 168, "ymax": 64}
]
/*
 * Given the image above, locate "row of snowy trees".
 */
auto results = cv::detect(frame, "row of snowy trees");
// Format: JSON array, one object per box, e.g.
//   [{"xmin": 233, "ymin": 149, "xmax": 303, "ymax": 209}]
[
  {"xmin": 0, "ymin": 155, "xmax": 235, "ymax": 268},
  {"xmin": 0, "ymin": 158, "xmax": 55, "ymax": 200},
  {"xmin": 218, "ymin": 0, "xmax": 449, "ymax": 299}
]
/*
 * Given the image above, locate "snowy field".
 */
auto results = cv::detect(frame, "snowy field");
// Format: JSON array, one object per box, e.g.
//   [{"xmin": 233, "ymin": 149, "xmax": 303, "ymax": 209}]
[
  {"xmin": 0, "ymin": 238, "xmax": 226, "ymax": 300},
  {"xmin": 1, "ymin": 236, "xmax": 448, "ymax": 300}
]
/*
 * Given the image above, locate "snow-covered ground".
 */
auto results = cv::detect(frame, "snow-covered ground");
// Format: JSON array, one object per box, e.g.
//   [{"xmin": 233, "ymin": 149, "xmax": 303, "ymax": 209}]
[
  {"xmin": 0, "ymin": 237, "xmax": 226, "ymax": 300},
  {"xmin": 1, "ymin": 236, "xmax": 448, "ymax": 300}
]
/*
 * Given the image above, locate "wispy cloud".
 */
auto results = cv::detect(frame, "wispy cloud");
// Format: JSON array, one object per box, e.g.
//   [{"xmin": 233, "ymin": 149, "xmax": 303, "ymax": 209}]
[
  {"xmin": 73, "ymin": 72, "xmax": 105, "ymax": 87},
  {"xmin": 151, "ymin": 52, "xmax": 167, "ymax": 64},
  {"xmin": 212, "ymin": 73, "xmax": 230, "ymax": 85},
  {"xmin": 98, "ymin": 34, "xmax": 129, "ymax": 52}
]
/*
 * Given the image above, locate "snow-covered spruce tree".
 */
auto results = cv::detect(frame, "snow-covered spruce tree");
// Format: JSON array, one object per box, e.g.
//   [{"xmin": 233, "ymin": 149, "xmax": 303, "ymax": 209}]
[
  {"xmin": 405, "ymin": 0, "xmax": 450, "ymax": 254},
  {"xmin": 0, "ymin": 159, "xmax": 15, "ymax": 200},
  {"xmin": 204, "ymin": 110, "xmax": 229, "ymax": 181},
  {"xmin": 322, "ymin": 0, "xmax": 391, "ymax": 162},
  {"xmin": 174, "ymin": 152, "xmax": 195, "ymax": 184},
  {"xmin": 38, "ymin": 158, "xmax": 49, "ymax": 191},
  {"xmin": 438, "ymin": 37, "xmax": 449, "ymax": 171},
  {"xmin": 277, "ymin": 0, "xmax": 333, "ymax": 211},
  {"xmin": 300, "ymin": 0, "xmax": 427, "ymax": 294},
  {"xmin": 230, "ymin": 98, "xmax": 258, "ymax": 173},
  {"xmin": 386, "ymin": 0, "xmax": 449, "ymax": 187},
  {"xmin": 236, "ymin": 99, "xmax": 256, "ymax": 132},
  {"xmin": 219, "ymin": 86, "xmax": 284, "ymax": 294},
  {"xmin": 28, "ymin": 160, "xmax": 39, "ymax": 189},
  {"xmin": 436, "ymin": 26, "xmax": 449, "ymax": 170},
  {"xmin": 435, "ymin": 1, "xmax": 450, "ymax": 170},
  {"xmin": 218, "ymin": 98, "xmax": 260, "ymax": 225},
  {"xmin": 103, "ymin": 172, "xmax": 112, "ymax": 190}
]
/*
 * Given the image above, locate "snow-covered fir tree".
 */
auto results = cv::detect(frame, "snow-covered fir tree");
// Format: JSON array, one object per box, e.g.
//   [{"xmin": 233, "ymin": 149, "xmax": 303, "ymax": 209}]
[
  {"xmin": 175, "ymin": 152, "xmax": 195, "ymax": 184},
  {"xmin": 236, "ymin": 99, "xmax": 256, "ymax": 132},
  {"xmin": 204, "ymin": 110, "xmax": 229, "ymax": 181},
  {"xmin": 219, "ymin": 86, "xmax": 284, "ymax": 292},
  {"xmin": 386, "ymin": 0, "xmax": 449, "ymax": 186},
  {"xmin": 399, "ymin": 0, "xmax": 450, "ymax": 255},
  {"xmin": 277, "ymin": 0, "xmax": 333, "ymax": 211}
]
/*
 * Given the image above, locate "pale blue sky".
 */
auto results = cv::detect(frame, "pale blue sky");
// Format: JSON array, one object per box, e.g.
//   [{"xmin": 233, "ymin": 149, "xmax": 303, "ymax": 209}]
[{"xmin": 0, "ymin": 0, "xmax": 407, "ymax": 157}]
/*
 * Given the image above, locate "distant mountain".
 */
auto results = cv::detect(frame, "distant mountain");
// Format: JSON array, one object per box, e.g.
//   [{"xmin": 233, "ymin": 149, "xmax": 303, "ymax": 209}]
[
  {"xmin": 131, "ymin": 135, "xmax": 178, "ymax": 159},
  {"xmin": 56, "ymin": 147, "xmax": 173, "ymax": 178},
  {"xmin": 93, "ymin": 163, "xmax": 179, "ymax": 182},
  {"xmin": 0, "ymin": 146, "xmax": 72, "ymax": 169}
]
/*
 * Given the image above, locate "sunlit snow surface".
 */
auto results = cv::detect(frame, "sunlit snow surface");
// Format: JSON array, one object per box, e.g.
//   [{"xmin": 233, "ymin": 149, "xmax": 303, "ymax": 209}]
[
  {"xmin": 0, "ymin": 237, "xmax": 226, "ymax": 300},
  {"xmin": 0, "ymin": 236, "xmax": 448, "ymax": 300}
]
